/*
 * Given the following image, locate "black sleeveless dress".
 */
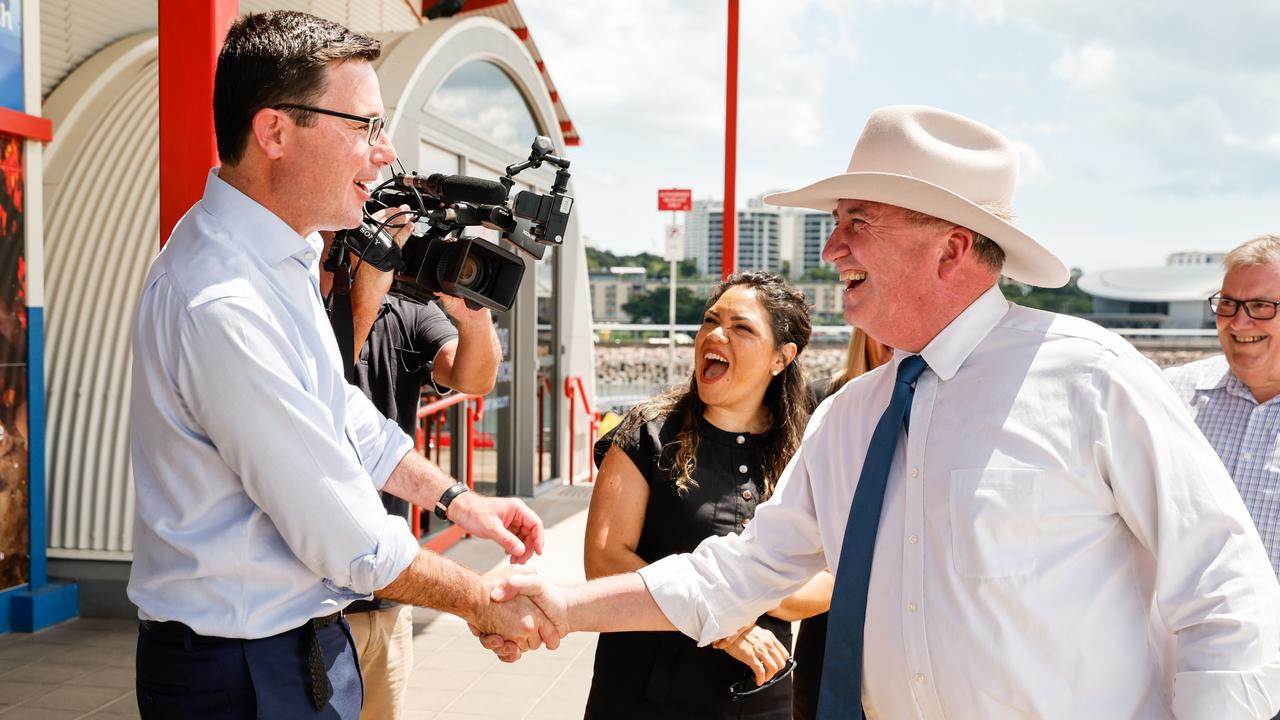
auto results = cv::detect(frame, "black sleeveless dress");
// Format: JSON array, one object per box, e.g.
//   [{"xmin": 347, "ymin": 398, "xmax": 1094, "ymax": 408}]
[{"xmin": 584, "ymin": 413, "xmax": 792, "ymax": 720}]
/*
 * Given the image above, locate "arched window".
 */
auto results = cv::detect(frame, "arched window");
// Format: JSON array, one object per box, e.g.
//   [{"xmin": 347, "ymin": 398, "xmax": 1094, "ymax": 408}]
[{"xmin": 428, "ymin": 61, "xmax": 541, "ymax": 149}]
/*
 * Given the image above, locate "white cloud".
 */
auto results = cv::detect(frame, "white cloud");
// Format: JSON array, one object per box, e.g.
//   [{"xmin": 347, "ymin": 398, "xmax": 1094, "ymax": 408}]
[{"xmin": 1050, "ymin": 42, "xmax": 1115, "ymax": 89}]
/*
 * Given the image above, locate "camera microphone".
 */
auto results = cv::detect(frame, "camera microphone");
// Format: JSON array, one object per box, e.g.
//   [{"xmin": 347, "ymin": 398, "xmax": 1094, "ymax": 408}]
[{"xmin": 397, "ymin": 173, "xmax": 508, "ymax": 205}]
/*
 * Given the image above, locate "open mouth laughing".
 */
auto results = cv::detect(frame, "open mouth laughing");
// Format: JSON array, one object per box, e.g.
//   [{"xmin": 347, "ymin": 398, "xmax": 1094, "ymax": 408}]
[
  {"xmin": 841, "ymin": 269, "xmax": 867, "ymax": 292},
  {"xmin": 701, "ymin": 351, "xmax": 730, "ymax": 383}
]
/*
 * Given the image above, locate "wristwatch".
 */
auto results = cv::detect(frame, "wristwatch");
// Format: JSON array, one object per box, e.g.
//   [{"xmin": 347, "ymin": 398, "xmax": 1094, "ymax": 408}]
[{"xmin": 434, "ymin": 482, "xmax": 470, "ymax": 521}]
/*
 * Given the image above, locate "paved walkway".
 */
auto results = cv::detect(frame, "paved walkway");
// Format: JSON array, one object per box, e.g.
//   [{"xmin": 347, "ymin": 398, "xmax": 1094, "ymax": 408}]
[{"xmin": 0, "ymin": 484, "xmax": 599, "ymax": 719}]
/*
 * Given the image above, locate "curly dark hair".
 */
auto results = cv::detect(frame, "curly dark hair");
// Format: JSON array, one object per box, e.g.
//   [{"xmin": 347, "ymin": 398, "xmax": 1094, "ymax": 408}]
[
  {"xmin": 616, "ymin": 271, "xmax": 813, "ymax": 500},
  {"xmin": 214, "ymin": 11, "xmax": 381, "ymax": 165}
]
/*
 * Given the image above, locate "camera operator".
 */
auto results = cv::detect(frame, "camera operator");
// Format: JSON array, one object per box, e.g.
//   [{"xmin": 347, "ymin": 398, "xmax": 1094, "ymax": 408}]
[
  {"xmin": 127, "ymin": 11, "xmax": 556, "ymax": 719},
  {"xmin": 320, "ymin": 227, "xmax": 501, "ymax": 720}
]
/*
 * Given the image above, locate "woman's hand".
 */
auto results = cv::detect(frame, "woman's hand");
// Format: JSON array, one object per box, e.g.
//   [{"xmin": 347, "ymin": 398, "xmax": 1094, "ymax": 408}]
[{"xmin": 713, "ymin": 624, "xmax": 791, "ymax": 686}]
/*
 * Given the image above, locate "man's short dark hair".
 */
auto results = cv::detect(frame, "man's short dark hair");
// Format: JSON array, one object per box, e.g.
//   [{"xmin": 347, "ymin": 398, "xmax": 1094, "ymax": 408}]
[{"xmin": 213, "ymin": 11, "xmax": 381, "ymax": 165}]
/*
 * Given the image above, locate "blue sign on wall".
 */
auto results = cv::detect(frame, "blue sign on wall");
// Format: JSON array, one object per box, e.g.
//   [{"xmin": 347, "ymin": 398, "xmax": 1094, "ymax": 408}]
[{"xmin": 0, "ymin": 0, "xmax": 22, "ymax": 113}]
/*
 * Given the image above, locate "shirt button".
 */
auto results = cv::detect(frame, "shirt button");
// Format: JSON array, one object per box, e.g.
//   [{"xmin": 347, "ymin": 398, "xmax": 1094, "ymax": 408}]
[
  {"xmin": 742, "ymin": 490, "xmax": 753, "ymax": 501},
  {"xmin": 1242, "ymin": 451, "xmax": 1253, "ymax": 460},
  {"xmin": 915, "ymin": 673, "xmax": 926, "ymax": 685},
  {"xmin": 910, "ymin": 468, "xmax": 919, "ymax": 478},
  {"xmin": 738, "ymin": 464, "xmax": 748, "ymax": 474},
  {"xmin": 907, "ymin": 602, "xmax": 918, "ymax": 613},
  {"xmin": 737, "ymin": 435, "xmax": 746, "ymax": 444},
  {"xmin": 908, "ymin": 534, "xmax": 919, "ymax": 544}
]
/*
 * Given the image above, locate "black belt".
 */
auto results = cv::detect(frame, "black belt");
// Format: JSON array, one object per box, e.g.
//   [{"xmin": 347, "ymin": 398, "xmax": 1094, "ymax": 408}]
[{"xmin": 140, "ymin": 611, "xmax": 345, "ymax": 710}]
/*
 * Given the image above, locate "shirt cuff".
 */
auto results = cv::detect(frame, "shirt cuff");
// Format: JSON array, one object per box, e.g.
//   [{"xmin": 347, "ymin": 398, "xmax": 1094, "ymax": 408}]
[
  {"xmin": 341, "ymin": 514, "xmax": 420, "ymax": 596},
  {"xmin": 637, "ymin": 555, "xmax": 730, "ymax": 647},
  {"xmin": 369, "ymin": 420, "xmax": 414, "ymax": 491},
  {"xmin": 1172, "ymin": 655, "xmax": 1280, "ymax": 719}
]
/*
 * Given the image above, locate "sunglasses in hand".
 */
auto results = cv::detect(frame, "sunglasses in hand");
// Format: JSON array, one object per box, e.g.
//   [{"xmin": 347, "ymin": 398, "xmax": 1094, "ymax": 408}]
[{"xmin": 728, "ymin": 657, "xmax": 797, "ymax": 700}]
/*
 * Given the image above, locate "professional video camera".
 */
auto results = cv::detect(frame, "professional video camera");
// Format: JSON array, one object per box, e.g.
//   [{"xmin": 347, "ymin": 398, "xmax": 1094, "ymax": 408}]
[{"xmin": 329, "ymin": 135, "xmax": 573, "ymax": 312}]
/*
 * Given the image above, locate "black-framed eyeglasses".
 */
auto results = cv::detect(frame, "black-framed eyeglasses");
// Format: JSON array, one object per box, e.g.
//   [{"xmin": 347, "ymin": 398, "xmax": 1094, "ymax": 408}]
[
  {"xmin": 728, "ymin": 658, "xmax": 797, "ymax": 700},
  {"xmin": 272, "ymin": 103, "xmax": 386, "ymax": 145},
  {"xmin": 1208, "ymin": 293, "xmax": 1280, "ymax": 321}
]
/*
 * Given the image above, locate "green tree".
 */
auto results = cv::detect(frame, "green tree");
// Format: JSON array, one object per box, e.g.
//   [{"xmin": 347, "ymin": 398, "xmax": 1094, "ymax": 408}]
[
  {"xmin": 1001, "ymin": 269, "xmax": 1094, "ymax": 315},
  {"xmin": 622, "ymin": 286, "xmax": 707, "ymax": 324},
  {"xmin": 800, "ymin": 265, "xmax": 839, "ymax": 282}
]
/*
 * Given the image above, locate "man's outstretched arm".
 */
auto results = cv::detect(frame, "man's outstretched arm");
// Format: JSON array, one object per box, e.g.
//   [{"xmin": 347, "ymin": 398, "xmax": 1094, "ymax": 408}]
[
  {"xmin": 475, "ymin": 572, "xmax": 675, "ymax": 662},
  {"xmin": 376, "ymin": 547, "xmax": 561, "ymax": 655}
]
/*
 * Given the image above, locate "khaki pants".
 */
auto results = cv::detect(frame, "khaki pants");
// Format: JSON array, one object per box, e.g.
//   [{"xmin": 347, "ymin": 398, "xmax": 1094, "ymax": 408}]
[{"xmin": 347, "ymin": 604, "xmax": 414, "ymax": 720}]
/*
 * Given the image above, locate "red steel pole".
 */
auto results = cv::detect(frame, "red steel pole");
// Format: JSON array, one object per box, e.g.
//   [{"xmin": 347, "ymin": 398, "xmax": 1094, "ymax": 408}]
[
  {"xmin": 159, "ymin": 0, "xmax": 239, "ymax": 246},
  {"xmin": 722, "ymin": 0, "xmax": 739, "ymax": 280}
]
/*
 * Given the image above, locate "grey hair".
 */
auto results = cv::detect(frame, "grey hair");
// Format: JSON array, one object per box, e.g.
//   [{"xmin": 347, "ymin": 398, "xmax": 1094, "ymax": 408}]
[
  {"xmin": 902, "ymin": 205, "xmax": 1011, "ymax": 273},
  {"xmin": 1223, "ymin": 235, "xmax": 1280, "ymax": 272}
]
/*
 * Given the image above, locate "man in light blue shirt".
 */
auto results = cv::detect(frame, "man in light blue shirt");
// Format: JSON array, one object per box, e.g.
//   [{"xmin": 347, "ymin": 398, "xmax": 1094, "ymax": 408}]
[
  {"xmin": 128, "ymin": 11, "xmax": 555, "ymax": 718},
  {"xmin": 1167, "ymin": 234, "xmax": 1280, "ymax": 580}
]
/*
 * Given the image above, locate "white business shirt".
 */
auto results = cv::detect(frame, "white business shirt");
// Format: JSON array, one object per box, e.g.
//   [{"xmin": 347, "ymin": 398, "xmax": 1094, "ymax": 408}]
[
  {"xmin": 128, "ymin": 170, "xmax": 419, "ymax": 639},
  {"xmin": 639, "ymin": 284, "xmax": 1280, "ymax": 719}
]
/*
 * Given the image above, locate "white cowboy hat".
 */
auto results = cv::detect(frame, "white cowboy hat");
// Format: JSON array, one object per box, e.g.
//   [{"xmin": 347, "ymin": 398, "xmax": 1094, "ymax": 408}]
[{"xmin": 764, "ymin": 105, "xmax": 1068, "ymax": 288}]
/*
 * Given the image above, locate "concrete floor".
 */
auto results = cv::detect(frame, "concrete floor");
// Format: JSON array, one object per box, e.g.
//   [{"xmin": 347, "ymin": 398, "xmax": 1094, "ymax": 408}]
[{"xmin": 0, "ymin": 483, "xmax": 599, "ymax": 719}]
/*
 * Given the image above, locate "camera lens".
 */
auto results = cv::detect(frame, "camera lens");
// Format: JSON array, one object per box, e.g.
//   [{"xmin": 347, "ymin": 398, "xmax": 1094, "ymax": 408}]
[{"xmin": 457, "ymin": 254, "xmax": 489, "ymax": 289}]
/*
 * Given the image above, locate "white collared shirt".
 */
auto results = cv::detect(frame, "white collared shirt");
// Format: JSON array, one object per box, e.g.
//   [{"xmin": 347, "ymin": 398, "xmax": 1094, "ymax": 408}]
[
  {"xmin": 127, "ymin": 170, "xmax": 419, "ymax": 639},
  {"xmin": 640, "ymin": 284, "xmax": 1280, "ymax": 719}
]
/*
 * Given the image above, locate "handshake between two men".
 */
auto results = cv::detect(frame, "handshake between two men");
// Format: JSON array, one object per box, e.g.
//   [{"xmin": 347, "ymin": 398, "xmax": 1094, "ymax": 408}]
[{"xmin": 465, "ymin": 570, "xmax": 676, "ymax": 662}]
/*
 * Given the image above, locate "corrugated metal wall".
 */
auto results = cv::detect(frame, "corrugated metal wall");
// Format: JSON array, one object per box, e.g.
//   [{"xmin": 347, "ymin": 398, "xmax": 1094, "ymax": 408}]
[
  {"xmin": 44, "ymin": 34, "xmax": 158, "ymax": 558},
  {"xmin": 37, "ymin": 0, "xmax": 418, "ymax": 560},
  {"xmin": 40, "ymin": 0, "xmax": 156, "ymax": 99}
]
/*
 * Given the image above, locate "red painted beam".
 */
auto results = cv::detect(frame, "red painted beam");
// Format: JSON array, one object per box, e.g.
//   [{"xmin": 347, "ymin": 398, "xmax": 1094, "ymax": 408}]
[
  {"xmin": 456, "ymin": 0, "xmax": 510, "ymax": 12},
  {"xmin": 0, "ymin": 107, "xmax": 52, "ymax": 142},
  {"xmin": 159, "ymin": 0, "xmax": 239, "ymax": 246},
  {"xmin": 722, "ymin": 0, "xmax": 739, "ymax": 279}
]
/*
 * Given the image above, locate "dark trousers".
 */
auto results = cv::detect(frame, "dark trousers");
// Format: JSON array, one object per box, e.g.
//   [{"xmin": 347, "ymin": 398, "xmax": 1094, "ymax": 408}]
[{"xmin": 135, "ymin": 617, "xmax": 362, "ymax": 719}]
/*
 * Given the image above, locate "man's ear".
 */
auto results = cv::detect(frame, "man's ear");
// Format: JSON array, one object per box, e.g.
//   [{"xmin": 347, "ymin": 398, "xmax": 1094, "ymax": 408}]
[
  {"xmin": 250, "ymin": 108, "xmax": 290, "ymax": 161},
  {"xmin": 936, "ymin": 226, "xmax": 975, "ymax": 280}
]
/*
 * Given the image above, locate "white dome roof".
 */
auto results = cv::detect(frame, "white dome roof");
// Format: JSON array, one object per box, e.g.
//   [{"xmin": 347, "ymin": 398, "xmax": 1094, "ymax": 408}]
[{"xmin": 1078, "ymin": 264, "xmax": 1223, "ymax": 302}]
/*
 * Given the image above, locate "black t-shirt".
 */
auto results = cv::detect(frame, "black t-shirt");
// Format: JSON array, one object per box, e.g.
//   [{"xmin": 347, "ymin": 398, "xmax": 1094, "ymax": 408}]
[
  {"xmin": 349, "ymin": 295, "xmax": 458, "ymax": 520},
  {"xmin": 584, "ymin": 410, "xmax": 792, "ymax": 719}
]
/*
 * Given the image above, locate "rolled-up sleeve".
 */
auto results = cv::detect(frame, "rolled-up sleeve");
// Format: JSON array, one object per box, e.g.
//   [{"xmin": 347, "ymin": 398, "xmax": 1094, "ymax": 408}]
[
  {"xmin": 639, "ymin": 441, "xmax": 828, "ymax": 645},
  {"xmin": 343, "ymin": 382, "xmax": 414, "ymax": 491},
  {"xmin": 1094, "ymin": 351, "xmax": 1280, "ymax": 718},
  {"xmin": 177, "ymin": 298, "xmax": 418, "ymax": 594}
]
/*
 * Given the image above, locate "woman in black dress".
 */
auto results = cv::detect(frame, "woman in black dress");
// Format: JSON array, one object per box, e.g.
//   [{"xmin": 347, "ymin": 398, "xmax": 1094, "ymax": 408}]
[{"xmin": 583, "ymin": 272, "xmax": 828, "ymax": 719}]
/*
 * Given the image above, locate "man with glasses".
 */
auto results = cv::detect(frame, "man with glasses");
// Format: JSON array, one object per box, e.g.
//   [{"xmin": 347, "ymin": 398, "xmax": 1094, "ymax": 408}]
[
  {"xmin": 1168, "ymin": 233, "xmax": 1280, "ymax": 588},
  {"xmin": 128, "ymin": 12, "xmax": 555, "ymax": 719}
]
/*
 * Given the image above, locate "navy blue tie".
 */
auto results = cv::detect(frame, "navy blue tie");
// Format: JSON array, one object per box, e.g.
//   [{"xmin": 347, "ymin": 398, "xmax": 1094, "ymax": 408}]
[{"xmin": 817, "ymin": 354, "xmax": 929, "ymax": 719}]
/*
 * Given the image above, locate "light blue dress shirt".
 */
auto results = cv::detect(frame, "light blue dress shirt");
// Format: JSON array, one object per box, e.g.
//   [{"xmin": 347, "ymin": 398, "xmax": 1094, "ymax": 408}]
[
  {"xmin": 127, "ymin": 171, "xmax": 419, "ymax": 639},
  {"xmin": 1167, "ymin": 354, "xmax": 1280, "ymax": 577}
]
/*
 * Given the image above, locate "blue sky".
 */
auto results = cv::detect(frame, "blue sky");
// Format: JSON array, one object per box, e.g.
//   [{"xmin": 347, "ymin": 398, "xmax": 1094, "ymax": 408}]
[{"xmin": 517, "ymin": 0, "xmax": 1280, "ymax": 273}]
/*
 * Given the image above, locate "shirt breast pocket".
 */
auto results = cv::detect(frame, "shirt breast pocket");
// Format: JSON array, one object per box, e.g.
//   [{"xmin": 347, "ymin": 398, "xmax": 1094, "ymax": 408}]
[{"xmin": 950, "ymin": 468, "xmax": 1041, "ymax": 580}]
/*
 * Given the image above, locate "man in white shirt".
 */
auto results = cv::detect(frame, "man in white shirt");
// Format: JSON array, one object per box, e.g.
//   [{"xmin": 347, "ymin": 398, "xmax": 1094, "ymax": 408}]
[
  {"xmin": 129, "ymin": 11, "xmax": 554, "ymax": 719},
  {"xmin": 479, "ymin": 106, "xmax": 1280, "ymax": 719}
]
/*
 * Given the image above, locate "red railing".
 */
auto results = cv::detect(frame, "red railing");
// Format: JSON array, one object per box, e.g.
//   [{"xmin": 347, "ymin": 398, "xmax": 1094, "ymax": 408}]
[
  {"xmin": 411, "ymin": 393, "xmax": 484, "ymax": 553},
  {"xmin": 536, "ymin": 374, "xmax": 554, "ymax": 485},
  {"xmin": 564, "ymin": 376, "xmax": 600, "ymax": 485}
]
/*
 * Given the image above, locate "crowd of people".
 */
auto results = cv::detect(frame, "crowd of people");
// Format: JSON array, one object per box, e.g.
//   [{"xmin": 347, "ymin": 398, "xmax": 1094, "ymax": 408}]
[{"xmin": 123, "ymin": 9, "xmax": 1280, "ymax": 720}]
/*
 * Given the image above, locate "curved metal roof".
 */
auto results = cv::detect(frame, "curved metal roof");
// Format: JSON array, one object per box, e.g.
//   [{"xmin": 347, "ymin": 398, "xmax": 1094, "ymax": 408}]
[{"xmin": 1078, "ymin": 264, "xmax": 1223, "ymax": 302}]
